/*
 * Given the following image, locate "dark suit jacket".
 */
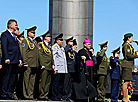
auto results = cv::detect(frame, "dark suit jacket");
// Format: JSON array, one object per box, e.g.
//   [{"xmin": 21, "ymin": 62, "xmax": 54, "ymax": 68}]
[
  {"xmin": 1, "ymin": 30, "xmax": 21, "ymax": 64},
  {"xmin": 110, "ymin": 57, "xmax": 121, "ymax": 80},
  {"xmin": 65, "ymin": 44, "xmax": 75, "ymax": 73}
]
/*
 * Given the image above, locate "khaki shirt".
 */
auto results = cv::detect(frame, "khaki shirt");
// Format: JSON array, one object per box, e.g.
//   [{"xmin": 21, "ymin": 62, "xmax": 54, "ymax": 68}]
[{"xmin": 122, "ymin": 42, "xmax": 138, "ymax": 69}]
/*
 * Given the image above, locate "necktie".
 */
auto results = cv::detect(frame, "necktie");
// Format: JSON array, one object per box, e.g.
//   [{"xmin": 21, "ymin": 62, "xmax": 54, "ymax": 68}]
[{"xmin": 12, "ymin": 32, "xmax": 16, "ymax": 41}]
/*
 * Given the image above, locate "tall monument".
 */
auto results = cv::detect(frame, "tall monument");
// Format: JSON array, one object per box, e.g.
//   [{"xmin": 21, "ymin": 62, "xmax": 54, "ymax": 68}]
[{"xmin": 49, "ymin": 0, "xmax": 93, "ymax": 49}]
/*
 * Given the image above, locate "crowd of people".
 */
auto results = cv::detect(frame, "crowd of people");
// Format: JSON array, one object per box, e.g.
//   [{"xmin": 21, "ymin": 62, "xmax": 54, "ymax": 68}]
[{"xmin": 0, "ymin": 19, "xmax": 138, "ymax": 102}]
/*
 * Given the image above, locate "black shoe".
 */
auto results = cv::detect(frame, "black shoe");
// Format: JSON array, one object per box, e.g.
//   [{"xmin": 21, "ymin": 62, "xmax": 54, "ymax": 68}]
[
  {"xmin": 51, "ymin": 98, "xmax": 59, "ymax": 101},
  {"xmin": 1, "ymin": 97, "xmax": 8, "ymax": 100},
  {"xmin": 1, "ymin": 94, "xmax": 8, "ymax": 100},
  {"xmin": 68, "ymin": 98, "xmax": 74, "ymax": 102},
  {"xmin": 38, "ymin": 98, "xmax": 50, "ymax": 101},
  {"xmin": 8, "ymin": 96, "xmax": 18, "ymax": 100},
  {"xmin": 58, "ymin": 98, "xmax": 63, "ymax": 101},
  {"xmin": 46, "ymin": 99, "xmax": 51, "ymax": 101}
]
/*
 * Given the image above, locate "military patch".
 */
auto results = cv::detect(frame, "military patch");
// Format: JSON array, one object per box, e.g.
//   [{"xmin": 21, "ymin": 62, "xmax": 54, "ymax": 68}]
[
  {"xmin": 22, "ymin": 43, "xmax": 25, "ymax": 47},
  {"xmin": 46, "ymin": 47, "xmax": 48, "ymax": 50},
  {"xmin": 127, "ymin": 49, "xmax": 130, "ymax": 52}
]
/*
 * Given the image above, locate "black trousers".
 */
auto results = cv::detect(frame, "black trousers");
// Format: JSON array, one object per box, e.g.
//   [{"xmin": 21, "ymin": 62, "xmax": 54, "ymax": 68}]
[
  {"xmin": 1, "ymin": 63, "xmax": 18, "ymax": 98},
  {"xmin": 111, "ymin": 79, "xmax": 120, "ymax": 102},
  {"xmin": 63, "ymin": 73, "xmax": 74, "ymax": 99},
  {"xmin": 51, "ymin": 73, "xmax": 65, "ymax": 100}
]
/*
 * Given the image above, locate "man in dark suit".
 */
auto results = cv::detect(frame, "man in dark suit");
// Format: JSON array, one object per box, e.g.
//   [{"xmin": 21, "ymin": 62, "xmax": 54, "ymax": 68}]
[{"xmin": 1, "ymin": 19, "xmax": 22, "ymax": 99}]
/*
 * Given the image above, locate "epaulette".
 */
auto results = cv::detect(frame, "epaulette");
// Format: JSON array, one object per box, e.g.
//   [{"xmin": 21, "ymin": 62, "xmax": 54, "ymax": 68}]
[{"xmin": 53, "ymin": 45, "xmax": 56, "ymax": 47}]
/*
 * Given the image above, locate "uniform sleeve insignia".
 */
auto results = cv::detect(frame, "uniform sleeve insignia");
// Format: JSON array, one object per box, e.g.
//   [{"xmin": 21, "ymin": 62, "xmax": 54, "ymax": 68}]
[
  {"xmin": 22, "ymin": 43, "xmax": 25, "ymax": 47},
  {"xmin": 53, "ymin": 45, "xmax": 56, "ymax": 47},
  {"xmin": 127, "ymin": 49, "xmax": 130, "ymax": 52}
]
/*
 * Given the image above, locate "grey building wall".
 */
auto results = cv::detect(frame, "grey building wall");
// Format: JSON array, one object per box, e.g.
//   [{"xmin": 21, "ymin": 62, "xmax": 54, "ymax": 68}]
[{"xmin": 49, "ymin": 0, "xmax": 93, "ymax": 49}]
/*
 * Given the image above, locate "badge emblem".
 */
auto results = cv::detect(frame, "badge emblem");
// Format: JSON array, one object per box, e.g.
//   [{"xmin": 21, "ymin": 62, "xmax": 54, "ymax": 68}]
[{"xmin": 22, "ymin": 43, "xmax": 25, "ymax": 47}]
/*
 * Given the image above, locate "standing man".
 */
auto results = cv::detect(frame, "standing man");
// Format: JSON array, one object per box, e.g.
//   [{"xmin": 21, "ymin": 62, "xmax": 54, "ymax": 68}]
[
  {"xmin": 22, "ymin": 26, "xmax": 39, "ymax": 99},
  {"xmin": 51, "ymin": 33, "xmax": 68, "ymax": 101},
  {"xmin": 38, "ymin": 30, "xmax": 54, "ymax": 100},
  {"xmin": 63, "ymin": 36, "xmax": 75, "ymax": 101},
  {"xmin": 110, "ymin": 47, "xmax": 121, "ymax": 102},
  {"xmin": 1, "ymin": 19, "xmax": 22, "ymax": 99},
  {"xmin": 16, "ymin": 31, "xmax": 25, "ymax": 99},
  {"xmin": 96, "ymin": 41, "xmax": 108, "ymax": 102}
]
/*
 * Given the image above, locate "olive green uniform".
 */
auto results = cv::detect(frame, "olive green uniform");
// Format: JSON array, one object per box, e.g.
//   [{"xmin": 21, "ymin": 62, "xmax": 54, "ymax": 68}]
[
  {"xmin": 38, "ymin": 41, "xmax": 54, "ymax": 99},
  {"xmin": 22, "ymin": 37, "xmax": 39, "ymax": 99},
  {"xmin": 96, "ymin": 49, "xmax": 108, "ymax": 101},
  {"xmin": 122, "ymin": 42, "xmax": 138, "ymax": 80}
]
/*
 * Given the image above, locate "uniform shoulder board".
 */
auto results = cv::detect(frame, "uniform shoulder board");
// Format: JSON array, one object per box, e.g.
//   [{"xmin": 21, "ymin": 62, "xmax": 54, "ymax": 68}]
[{"xmin": 53, "ymin": 45, "xmax": 56, "ymax": 47}]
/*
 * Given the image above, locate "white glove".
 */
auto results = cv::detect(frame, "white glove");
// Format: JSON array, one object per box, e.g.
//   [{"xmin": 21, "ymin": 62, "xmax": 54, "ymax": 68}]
[
  {"xmin": 69, "ymin": 42, "xmax": 73, "ymax": 46},
  {"xmin": 81, "ymin": 56, "xmax": 86, "ymax": 60},
  {"xmin": 115, "ymin": 53, "xmax": 118, "ymax": 57},
  {"xmin": 103, "ymin": 47, "xmax": 107, "ymax": 50},
  {"xmin": 41, "ymin": 66, "xmax": 45, "ymax": 69}
]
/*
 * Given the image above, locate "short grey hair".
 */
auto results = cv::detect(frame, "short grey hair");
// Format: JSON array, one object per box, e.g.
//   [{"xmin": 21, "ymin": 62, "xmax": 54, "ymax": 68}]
[{"xmin": 7, "ymin": 19, "xmax": 17, "ymax": 29}]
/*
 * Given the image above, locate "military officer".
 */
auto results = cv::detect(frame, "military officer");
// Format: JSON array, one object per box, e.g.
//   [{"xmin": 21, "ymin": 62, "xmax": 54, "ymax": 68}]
[
  {"xmin": 17, "ymin": 31, "xmax": 25, "ymax": 55},
  {"xmin": 16, "ymin": 31, "xmax": 25, "ymax": 99},
  {"xmin": 122, "ymin": 33, "xmax": 138, "ymax": 102},
  {"xmin": 96, "ymin": 41, "xmax": 108, "ymax": 102},
  {"xmin": 63, "ymin": 36, "xmax": 75, "ymax": 101},
  {"xmin": 38, "ymin": 30, "xmax": 54, "ymax": 100},
  {"xmin": 51, "ymin": 33, "xmax": 68, "ymax": 101},
  {"xmin": 110, "ymin": 47, "xmax": 121, "ymax": 102},
  {"xmin": 22, "ymin": 26, "xmax": 39, "ymax": 99}
]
